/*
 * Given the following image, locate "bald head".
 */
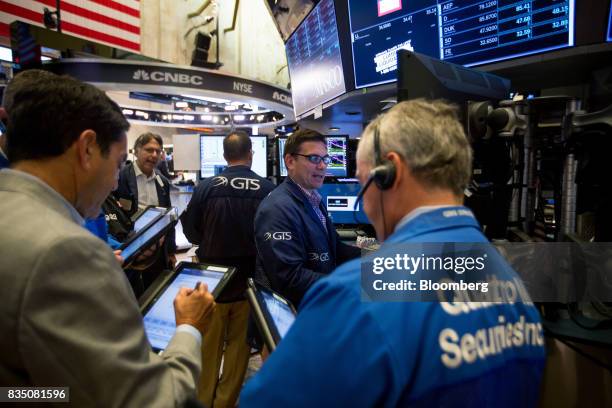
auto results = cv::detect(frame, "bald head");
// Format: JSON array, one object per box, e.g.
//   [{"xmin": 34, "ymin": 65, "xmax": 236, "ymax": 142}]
[{"xmin": 223, "ymin": 131, "xmax": 253, "ymax": 166}]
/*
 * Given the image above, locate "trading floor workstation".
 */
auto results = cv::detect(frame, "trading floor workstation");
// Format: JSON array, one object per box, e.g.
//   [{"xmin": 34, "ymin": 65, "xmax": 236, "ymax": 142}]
[{"xmin": 0, "ymin": 0, "xmax": 611, "ymax": 406}]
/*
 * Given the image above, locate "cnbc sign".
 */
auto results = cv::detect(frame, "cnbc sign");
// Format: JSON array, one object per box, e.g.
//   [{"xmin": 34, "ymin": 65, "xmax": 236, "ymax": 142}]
[{"xmin": 132, "ymin": 69, "xmax": 203, "ymax": 85}]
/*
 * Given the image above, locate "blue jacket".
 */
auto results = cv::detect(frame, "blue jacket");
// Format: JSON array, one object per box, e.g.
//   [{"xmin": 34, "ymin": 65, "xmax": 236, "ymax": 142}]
[
  {"xmin": 241, "ymin": 206, "xmax": 546, "ymax": 407},
  {"xmin": 254, "ymin": 178, "xmax": 361, "ymax": 307},
  {"xmin": 181, "ymin": 165, "xmax": 275, "ymax": 300}
]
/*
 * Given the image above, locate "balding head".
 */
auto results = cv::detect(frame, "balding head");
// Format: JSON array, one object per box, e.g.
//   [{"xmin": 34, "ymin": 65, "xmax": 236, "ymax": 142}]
[{"xmin": 223, "ymin": 130, "xmax": 253, "ymax": 166}]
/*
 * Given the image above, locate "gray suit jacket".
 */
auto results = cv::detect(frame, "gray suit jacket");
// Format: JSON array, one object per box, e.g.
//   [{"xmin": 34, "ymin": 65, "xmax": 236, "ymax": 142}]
[{"xmin": 0, "ymin": 169, "xmax": 201, "ymax": 407}]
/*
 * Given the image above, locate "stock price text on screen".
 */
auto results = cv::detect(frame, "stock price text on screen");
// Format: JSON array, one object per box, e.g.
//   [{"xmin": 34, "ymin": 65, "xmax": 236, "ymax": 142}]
[
  {"xmin": 286, "ymin": 0, "xmax": 346, "ymax": 116},
  {"xmin": 348, "ymin": 0, "xmax": 574, "ymax": 88}
]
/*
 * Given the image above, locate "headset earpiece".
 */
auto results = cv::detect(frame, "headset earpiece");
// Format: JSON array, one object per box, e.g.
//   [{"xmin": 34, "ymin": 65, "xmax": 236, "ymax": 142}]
[
  {"xmin": 372, "ymin": 123, "xmax": 396, "ymax": 191},
  {"xmin": 371, "ymin": 161, "xmax": 396, "ymax": 190}
]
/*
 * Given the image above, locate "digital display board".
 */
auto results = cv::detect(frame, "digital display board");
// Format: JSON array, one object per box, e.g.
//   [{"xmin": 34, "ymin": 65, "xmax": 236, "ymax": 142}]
[
  {"xmin": 278, "ymin": 136, "xmax": 348, "ymax": 177},
  {"xmin": 200, "ymin": 136, "xmax": 267, "ymax": 178},
  {"xmin": 348, "ymin": 0, "xmax": 575, "ymax": 88},
  {"xmin": 286, "ymin": 0, "xmax": 347, "ymax": 116}
]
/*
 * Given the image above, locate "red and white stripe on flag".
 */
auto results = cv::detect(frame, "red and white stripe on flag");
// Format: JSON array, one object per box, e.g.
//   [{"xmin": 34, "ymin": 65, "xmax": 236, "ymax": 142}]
[{"xmin": 0, "ymin": 0, "xmax": 140, "ymax": 53}]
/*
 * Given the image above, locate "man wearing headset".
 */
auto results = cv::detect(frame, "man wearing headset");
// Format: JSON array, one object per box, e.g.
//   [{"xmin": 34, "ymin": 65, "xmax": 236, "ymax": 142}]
[
  {"xmin": 254, "ymin": 129, "xmax": 361, "ymax": 308},
  {"xmin": 241, "ymin": 99, "xmax": 545, "ymax": 407}
]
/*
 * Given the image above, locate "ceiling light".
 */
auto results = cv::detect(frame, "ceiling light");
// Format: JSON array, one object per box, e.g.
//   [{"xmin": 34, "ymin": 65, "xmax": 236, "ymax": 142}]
[
  {"xmin": 329, "ymin": 127, "xmax": 340, "ymax": 131},
  {"xmin": 234, "ymin": 115, "xmax": 245, "ymax": 121},
  {"xmin": 257, "ymin": 114, "xmax": 264, "ymax": 122},
  {"xmin": 201, "ymin": 115, "xmax": 213, "ymax": 121},
  {"xmin": 183, "ymin": 115, "xmax": 195, "ymax": 121},
  {"xmin": 182, "ymin": 94, "xmax": 230, "ymax": 104},
  {"xmin": 122, "ymin": 109, "xmax": 133, "ymax": 115},
  {"xmin": 224, "ymin": 105, "xmax": 237, "ymax": 111},
  {"xmin": 175, "ymin": 101, "xmax": 188, "ymax": 108},
  {"xmin": 172, "ymin": 114, "xmax": 184, "ymax": 120}
]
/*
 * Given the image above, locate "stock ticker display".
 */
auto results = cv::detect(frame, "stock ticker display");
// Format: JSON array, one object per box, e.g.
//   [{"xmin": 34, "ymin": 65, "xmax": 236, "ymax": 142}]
[
  {"xmin": 349, "ymin": 0, "xmax": 575, "ymax": 88},
  {"xmin": 286, "ymin": 0, "xmax": 346, "ymax": 116},
  {"xmin": 326, "ymin": 136, "xmax": 348, "ymax": 177}
]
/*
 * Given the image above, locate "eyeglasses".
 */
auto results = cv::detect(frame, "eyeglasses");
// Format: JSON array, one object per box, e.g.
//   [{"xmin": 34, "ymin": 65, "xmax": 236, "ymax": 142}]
[
  {"xmin": 143, "ymin": 147, "xmax": 162, "ymax": 155},
  {"xmin": 293, "ymin": 153, "xmax": 332, "ymax": 165}
]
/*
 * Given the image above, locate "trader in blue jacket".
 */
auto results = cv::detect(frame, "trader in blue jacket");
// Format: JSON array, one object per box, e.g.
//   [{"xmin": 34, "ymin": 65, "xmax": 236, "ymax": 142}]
[
  {"xmin": 254, "ymin": 129, "xmax": 361, "ymax": 307},
  {"xmin": 241, "ymin": 99, "xmax": 546, "ymax": 407}
]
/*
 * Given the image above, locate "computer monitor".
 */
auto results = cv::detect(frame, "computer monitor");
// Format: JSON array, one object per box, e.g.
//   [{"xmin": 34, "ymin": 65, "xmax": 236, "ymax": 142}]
[
  {"xmin": 319, "ymin": 180, "xmax": 369, "ymax": 225},
  {"xmin": 285, "ymin": 0, "xmax": 346, "ymax": 116},
  {"xmin": 277, "ymin": 135, "xmax": 348, "ymax": 178},
  {"xmin": 200, "ymin": 135, "xmax": 267, "ymax": 178},
  {"xmin": 348, "ymin": 0, "xmax": 575, "ymax": 89},
  {"xmin": 397, "ymin": 50, "xmax": 510, "ymax": 104}
]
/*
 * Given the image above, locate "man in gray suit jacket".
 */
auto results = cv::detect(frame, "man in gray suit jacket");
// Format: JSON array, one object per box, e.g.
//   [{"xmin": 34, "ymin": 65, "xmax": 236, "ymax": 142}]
[{"xmin": 0, "ymin": 72, "xmax": 215, "ymax": 406}]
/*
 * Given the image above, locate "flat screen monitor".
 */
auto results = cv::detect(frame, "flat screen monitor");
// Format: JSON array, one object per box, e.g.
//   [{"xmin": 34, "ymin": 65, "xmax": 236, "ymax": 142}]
[
  {"xmin": 200, "ymin": 135, "xmax": 267, "ymax": 178},
  {"xmin": 348, "ymin": 0, "xmax": 575, "ymax": 89},
  {"xmin": 285, "ymin": 0, "xmax": 346, "ymax": 116},
  {"xmin": 607, "ymin": 3, "xmax": 612, "ymax": 42},
  {"xmin": 319, "ymin": 181, "xmax": 370, "ymax": 225},
  {"xmin": 278, "ymin": 135, "xmax": 348, "ymax": 177}
]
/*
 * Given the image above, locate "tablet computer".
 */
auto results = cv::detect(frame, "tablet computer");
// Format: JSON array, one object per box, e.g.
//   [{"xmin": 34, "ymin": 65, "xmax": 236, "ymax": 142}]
[
  {"xmin": 133, "ymin": 206, "xmax": 168, "ymax": 233},
  {"xmin": 120, "ymin": 207, "xmax": 178, "ymax": 266},
  {"xmin": 246, "ymin": 278, "xmax": 297, "ymax": 352},
  {"xmin": 141, "ymin": 261, "xmax": 238, "ymax": 352}
]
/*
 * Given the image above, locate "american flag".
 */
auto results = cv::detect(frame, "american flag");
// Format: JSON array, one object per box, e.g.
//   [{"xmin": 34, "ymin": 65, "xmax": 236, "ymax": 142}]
[{"xmin": 0, "ymin": 0, "xmax": 140, "ymax": 52}]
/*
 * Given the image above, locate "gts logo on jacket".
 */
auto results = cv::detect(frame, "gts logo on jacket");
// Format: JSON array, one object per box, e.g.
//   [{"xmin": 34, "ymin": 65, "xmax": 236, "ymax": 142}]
[
  {"xmin": 308, "ymin": 252, "xmax": 330, "ymax": 262},
  {"xmin": 212, "ymin": 176, "xmax": 261, "ymax": 191}
]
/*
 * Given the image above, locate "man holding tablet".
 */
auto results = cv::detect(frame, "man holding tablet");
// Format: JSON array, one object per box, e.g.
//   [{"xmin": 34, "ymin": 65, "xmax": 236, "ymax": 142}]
[
  {"xmin": 182, "ymin": 130, "xmax": 274, "ymax": 408},
  {"xmin": 0, "ymin": 73, "xmax": 215, "ymax": 406}
]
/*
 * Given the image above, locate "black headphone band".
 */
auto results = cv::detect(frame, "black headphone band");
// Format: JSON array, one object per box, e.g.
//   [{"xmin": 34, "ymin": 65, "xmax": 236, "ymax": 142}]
[
  {"xmin": 373, "ymin": 122, "xmax": 383, "ymax": 167},
  {"xmin": 370, "ymin": 120, "xmax": 396, "ymax": 191}
]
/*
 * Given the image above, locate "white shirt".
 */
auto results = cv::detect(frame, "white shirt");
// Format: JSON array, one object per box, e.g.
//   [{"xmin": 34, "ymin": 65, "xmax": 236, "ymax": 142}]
[{"xmin": 134, "ymin": 162, "xmax": 159, "ymax": 209}]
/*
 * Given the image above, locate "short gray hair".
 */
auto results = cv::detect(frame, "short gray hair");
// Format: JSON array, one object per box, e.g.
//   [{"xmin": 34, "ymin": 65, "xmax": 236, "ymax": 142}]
[{"xmin": 357, "ymin": 99, "xmax": 472, "ymax": 196}]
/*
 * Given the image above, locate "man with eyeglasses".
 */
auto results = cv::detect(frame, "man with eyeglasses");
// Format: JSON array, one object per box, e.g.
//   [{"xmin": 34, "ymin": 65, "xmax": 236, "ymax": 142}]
[
  {"xmin": 254, "ymin": 129, "xmax": 360, "ymax": 308},
  {"xmin": 241, "ymin": 100, "xmax": 545, "ymax": 407},
  {"xmin": 115, "ymin": 132, "xmax": 176, "ymax": 294}
]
